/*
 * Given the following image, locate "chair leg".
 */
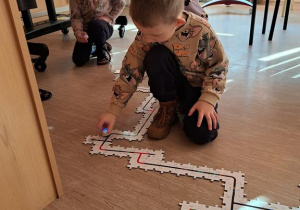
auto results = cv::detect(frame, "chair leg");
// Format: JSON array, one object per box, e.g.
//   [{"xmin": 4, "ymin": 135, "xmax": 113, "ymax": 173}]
[
  {"xmin": 282, "ymin": 0, "xmax": 294, "ymax": 17},
  {"xmin": 283, "ymin": 0, "xmax": 291, "ymax": 30},
  {"xmin": 281, "ymin": 0, "xmax": 286, "ymax": 17},
  {"xmin": 268, "ymin": 0, "xmax": 281, "ymax": 41},
  {"xmin": 291, "ymin": 0, "xmax": 294, "ymax": 10}
]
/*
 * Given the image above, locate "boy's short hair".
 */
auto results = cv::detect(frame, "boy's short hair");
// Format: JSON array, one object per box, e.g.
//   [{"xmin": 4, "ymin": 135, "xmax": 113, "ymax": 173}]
[{"xmin": 129, "ymin": 0, "xmax": 185, "ymax": 27}]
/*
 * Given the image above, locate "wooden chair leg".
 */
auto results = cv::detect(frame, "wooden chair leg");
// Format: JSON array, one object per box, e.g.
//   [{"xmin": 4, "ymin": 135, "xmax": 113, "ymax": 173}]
[
  {"xmin": 291, "ymin": 0, "xmax": 294, "ymax": 10},
  {"xmin": 281, "ymin": 0, "xmax": 286, "ymax": 17}
]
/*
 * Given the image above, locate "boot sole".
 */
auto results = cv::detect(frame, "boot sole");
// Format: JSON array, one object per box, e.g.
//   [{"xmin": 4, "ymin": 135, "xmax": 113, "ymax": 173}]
[{"xmin": 147, "ymin": 131, "xmax": 170, "ymax": 140}]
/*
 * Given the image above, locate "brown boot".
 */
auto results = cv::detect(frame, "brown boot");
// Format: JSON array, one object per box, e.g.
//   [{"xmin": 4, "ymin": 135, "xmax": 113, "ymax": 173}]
[{"xmin": 147, "ymin": 100, "xmax": 178, "ymax": 139}]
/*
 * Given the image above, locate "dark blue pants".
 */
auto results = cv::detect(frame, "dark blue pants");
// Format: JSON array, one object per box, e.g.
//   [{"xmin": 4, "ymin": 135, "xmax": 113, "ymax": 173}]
[
  {"xmin": 72, "ymin": 19, "xmax": 113, "ymax": 66},
  {"xmin": 144, "ymin": 44, "xmax": 219, "ymax": 144}
]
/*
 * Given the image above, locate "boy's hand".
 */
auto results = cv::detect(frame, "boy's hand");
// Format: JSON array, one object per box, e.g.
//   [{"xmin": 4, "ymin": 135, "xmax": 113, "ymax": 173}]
[
  {"xmin": 97, "ymin": 112, "xmax": 116, "ymax": 136},
  {"xmin": 188, "ymin": 100, "xmax": 218, "ymax": 130},
  {"xmin": 75, "ymin": 31, "xmax": 89, "ymax": 43}
]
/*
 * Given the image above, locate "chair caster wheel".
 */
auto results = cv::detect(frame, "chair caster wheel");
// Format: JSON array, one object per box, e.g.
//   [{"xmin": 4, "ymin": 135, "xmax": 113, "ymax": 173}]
[
  {"xmin": 61, "ymin": 28, "xmax": 69, "ymax": 35},
  {"xmin": 34, "ymin": 61, "xmax": 47, "ymax": 72},
  {"xmin": 119, "ymin": 26, "xmax": 125, "ymax": 38}
]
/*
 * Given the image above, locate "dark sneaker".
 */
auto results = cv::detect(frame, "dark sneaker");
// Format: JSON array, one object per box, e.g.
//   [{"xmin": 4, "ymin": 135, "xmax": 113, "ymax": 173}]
[
  {"xmin": 103, "ymin": 42, "xmax": 112, "ymax": 52},
  {"xmin": 91, "ymin": 42, "xmax": 112, "ymax": 58},
  {"xmin": 147, "ymin": 99, "xmax": 178, "ymax": 139},
  {"xmin": 97, "ymin": 48, "xmax": 111, "ymax": 65},
  {"xmin": 39, "ymin": 89, "xmax": 52, "ymax": 101}
]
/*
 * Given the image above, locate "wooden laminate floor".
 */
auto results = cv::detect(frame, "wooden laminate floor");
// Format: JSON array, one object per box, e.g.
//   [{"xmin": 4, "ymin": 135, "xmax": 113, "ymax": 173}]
[{"xmin": 30, "ymin": 3, "xmax": 300, "ymax": 210}]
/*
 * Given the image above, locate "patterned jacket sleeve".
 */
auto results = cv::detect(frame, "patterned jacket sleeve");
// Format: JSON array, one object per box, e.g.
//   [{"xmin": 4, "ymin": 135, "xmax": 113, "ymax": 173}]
[
  {"xmin": 70, "ymin": 0, "xmax": 83, "ymax": 32},
  {"xmin": 198, "ymin": 25, "xmax": 229, "ymax": 107},
  {"xmin": 108, "ymin": 33, "xmax": 146, "ymax": 116},
  {"xmin": 109, "ymin": 0, "xmax": 126, "ymax": 23}
]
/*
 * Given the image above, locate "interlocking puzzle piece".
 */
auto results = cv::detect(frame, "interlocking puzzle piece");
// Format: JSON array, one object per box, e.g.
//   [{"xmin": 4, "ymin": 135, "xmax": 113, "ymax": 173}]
[
  {"xmin": 114, "ymin": 69, "xmax": 120, "ymax": 74},
  {"xmin": 137, "ymin": 86, "xmax": 150, "ymax": 93},
  {"xmin": 143, "ymin": 150, "xmax": 162, "ymax": 158},
  {"xmin": 139, "ymin": 160, "xmax": 162, "ymax": 172},
  {"xmin": 179, "ymin": 201, "xmax": 221, "ymax": 210},
  {"xmin": 235, "ymin": 198, "xmax": 268, "ymax": 210},
  {"xmin": 136, "ymin": 97, "xmax": 156, "ymax": 113},
  {"xmin": 127, "ymin": 153, "xmax": 146, "ymax": 169},
  {"xmin": 186, "ymin": 165, "xmax": 206, "ymax": 179},
  {"xmin": 165, "ymin": 162, "xmax": 186, "ymax": 177},
  {"xmin": 84, "ymin": 135, "xmax": 109, "ymax": 145},
  {"xmin": 220, "ymin": 191, "xmax": 233, "ymax": 210},
  {"xmin": 136, "ymin": 95, "xmax": 153, "ymax": 112},
  {"xmin": 153, "ymin": 160, "xmax": 175, "ymax": 174},
  {"xmin": 134, "ymin": 112, "xmax": 154, "ymax": 129},
  {"xmin": 223, "ymin": 178, "xmax": 234, "ymax": 193},
  {"xmin": 106, "ymin": 145, "xmax": 133, "ymax": 158},
  {"xmin": 111, "ymin": 130, "xmax": 137, "ymax": 140},
  {"xmin": 90, "ymin": 141, "xmax": 113, "ymax": 155},
  {"xmin": 178, "ymin": 163, "xmax": 195, "ymax": 177},
  {"xmin": 267, "ymin": 202, "xmax": 294, "ymax": 210}
]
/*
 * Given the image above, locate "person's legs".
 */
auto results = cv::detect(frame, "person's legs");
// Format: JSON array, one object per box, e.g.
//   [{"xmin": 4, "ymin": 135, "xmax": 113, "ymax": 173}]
[
  {"xmin": 87, "ymin": 19, "xmax": 113, "ymax": 65},
  {"xmin": 144, "ymin": 44, "xmax": 219, "ymax": 143},
  {"xmin": 179, "ymin": 76, "xmax": 219, "ymax": 144},
  {"xmin": 72, "ymin": 41, "xmax": 93, "ymax": 67},
  {"xmin": 144, "ymin": 44, "xmax": 179, "ymax": 139},
  {"xmin": 144, "ymin": 44, "xmax": 178, "ymax": 102}
]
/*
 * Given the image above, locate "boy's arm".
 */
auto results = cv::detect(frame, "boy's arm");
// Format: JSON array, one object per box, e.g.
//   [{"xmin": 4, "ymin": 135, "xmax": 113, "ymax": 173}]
[
  {"xmin": 70, "ymin": 0, "xmax": 83, "ymax": 33},
  {"xmin": 108, "ymin": 38, "xmax": 146, "ymax": 116},
  {"xmin": 198, "ymin": 27, "xmax": 229, "ymax": 107}
]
